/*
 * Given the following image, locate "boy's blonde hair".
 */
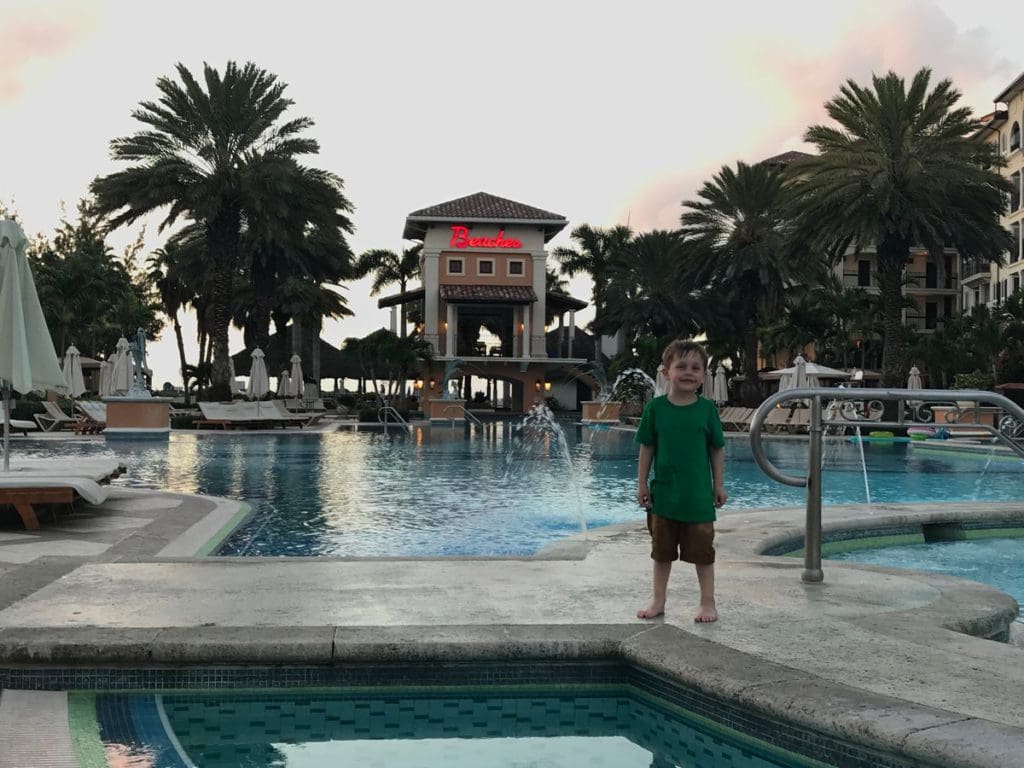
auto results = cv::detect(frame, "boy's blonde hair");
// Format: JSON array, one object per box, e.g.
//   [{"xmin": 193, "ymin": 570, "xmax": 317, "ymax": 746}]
[{"xmin": 662, "ymin": 339, "xmax": 708, "ymax": 369}]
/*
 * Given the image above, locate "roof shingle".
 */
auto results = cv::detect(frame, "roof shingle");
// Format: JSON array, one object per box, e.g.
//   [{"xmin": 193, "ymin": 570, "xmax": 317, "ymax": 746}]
[{"xmin": 439, "ymin": 284, "xmax": 537, "ymax": 304}]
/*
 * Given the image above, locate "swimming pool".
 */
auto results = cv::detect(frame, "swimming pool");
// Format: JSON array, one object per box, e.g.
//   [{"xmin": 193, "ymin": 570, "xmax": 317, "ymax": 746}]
[
  {"xmin": 12, "ymin": 423, "xmax": 1024, "ymax": 557},
  {"xmin": 829, "ymin": 535, "xmax": 1024, "ymax": 615}
]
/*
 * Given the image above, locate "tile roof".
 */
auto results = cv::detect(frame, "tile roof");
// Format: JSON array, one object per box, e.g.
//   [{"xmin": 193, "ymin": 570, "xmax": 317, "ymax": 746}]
[
  {"xmin": 409, "ymin": 192, "xmax": 565, "ymax": 221},
  {"xmin": 439, "ymin": 284, "xmax": 537, "ymax": 304},
  {"xmin": 760, "ymin": 150, "xmax": 814, "ymax": 166},
  {"xmin": 404, "ymin": 192, "xmax": 568, "ymax": 242}
]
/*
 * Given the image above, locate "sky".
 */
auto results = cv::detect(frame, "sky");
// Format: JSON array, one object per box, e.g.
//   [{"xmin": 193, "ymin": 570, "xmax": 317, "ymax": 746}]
[{"xmin": 2, "ymin": 0, "xmax": 1022, "ymax": 386}]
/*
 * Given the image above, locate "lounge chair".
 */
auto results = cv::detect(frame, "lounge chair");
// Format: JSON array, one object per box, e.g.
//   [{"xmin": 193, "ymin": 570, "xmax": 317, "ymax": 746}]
[
  {"xmin": 762, "ymin": 407, "xmax": 793, "ymax": 432},
  {"xmin": 74, "ymin": 401, "xmax": 107, "ymax": 434},
  {"xmin": 0, "ymin": 416, "xmax": 37, "ymax": 435},
  {"xmin": 719, "ymin": 407, "xmax": 755, "ymax": 431},
  {"xmin": 195, "ymin": 402, "xmax": 286, "ymax": 429},
  {"xmin": 32, "ymin": 401, "xmax": 78, "ymax": 432},
  {"xmin": 270, "ymin": 400, "xmax": 323, "ymax": 428},
  {"xmin": 0, "ymin": 475, "xmax": 109, "ymax": 530}
]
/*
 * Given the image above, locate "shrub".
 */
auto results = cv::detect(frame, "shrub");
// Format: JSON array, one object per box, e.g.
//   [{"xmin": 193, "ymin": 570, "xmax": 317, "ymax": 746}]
[{"xmin": 952, "ymin": 370, "xmax": 994, "ymax": 390}]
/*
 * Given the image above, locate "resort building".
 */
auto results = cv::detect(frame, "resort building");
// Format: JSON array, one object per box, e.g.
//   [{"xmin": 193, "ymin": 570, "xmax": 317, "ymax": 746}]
[
  {"xmin": 967, "ymin": 72, "xmax": 1024, "ymax": 311},
  {"xmin": 378, "ymin": 192, "xmax": 591, "ymax": 415}
]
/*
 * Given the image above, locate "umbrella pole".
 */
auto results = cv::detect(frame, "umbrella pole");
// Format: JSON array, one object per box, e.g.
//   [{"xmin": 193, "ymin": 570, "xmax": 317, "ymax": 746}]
[{"xmin": 2, "ymin": 381, "xmax": 10, "ymax": 472}]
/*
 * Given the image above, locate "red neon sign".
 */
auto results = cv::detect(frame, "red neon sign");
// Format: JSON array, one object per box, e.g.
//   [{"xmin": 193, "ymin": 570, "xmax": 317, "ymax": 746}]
[{"xmin": 449, "ymin": 225, "xmax": 522, "ymax": 249}]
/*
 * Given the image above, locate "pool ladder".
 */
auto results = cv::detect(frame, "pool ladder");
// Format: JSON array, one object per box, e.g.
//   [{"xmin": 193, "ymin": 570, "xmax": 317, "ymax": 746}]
[
  {"xmin": 748, "ymin": 387, "xmax": 1024, "ymax": 584},
  {"xmin": 377, "ymin": 406, "xmax": 412, "ymax": 434},
  {"xmin": 441, "ymin": 404, "xmax": 484, "ymax": 429}
]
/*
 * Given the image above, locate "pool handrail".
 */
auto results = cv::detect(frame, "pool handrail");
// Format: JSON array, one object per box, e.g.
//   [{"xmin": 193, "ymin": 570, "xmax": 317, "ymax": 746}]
[
  {"xmin": 748, "ymin": 387, "xmax": 1024, "ymax": 584},
  {"xmin": 441, "ymin": 403, "xmax": 484, "ymax": 427},
  {"xmin": 377, "ymin": 406, "xmax": 412, "ymax": 434}
]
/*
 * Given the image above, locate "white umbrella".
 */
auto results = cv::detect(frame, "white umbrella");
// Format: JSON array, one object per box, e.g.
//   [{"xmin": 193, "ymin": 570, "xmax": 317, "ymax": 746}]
[
  {"xmin": 98, "ymin": 361, "xmax": 111, "ymax": 397},
  {"xmin": 712, "ymin": 365, "xmax": 728, "ymax": 405},
  {"xmin": 288, "ymin": 354, "xmax": 305, "ymax": 398},
  {"xmin": 703, "ymin": 368, "xmax": 713, "ymax": 397},
  {"xmin": 248, "ymin": 348, "xmax": 270, "ymax": 415},
  {"xmin": 276, "ymin": 370, "xmax": 291, "ymax": 398},
  {"xmin": 0, "ymin": 220, "xmax": 64, "ymax": 470},
  {"xmin": 61, "ymin": 345, "xmax": 86, "ymax": 399},
  {"xmin": 109, "ymin": 337, "xmax": 133, "ymax": 394},
  {"xmin": 907, "ymin": 366, "xmax": 923, "ymax": 389}
]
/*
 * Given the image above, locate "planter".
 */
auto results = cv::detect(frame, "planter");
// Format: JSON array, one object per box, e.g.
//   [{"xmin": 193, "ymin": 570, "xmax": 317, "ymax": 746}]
[{"xmin": 581, "ymin": 400, "xmax": 621, "ymax": 423}]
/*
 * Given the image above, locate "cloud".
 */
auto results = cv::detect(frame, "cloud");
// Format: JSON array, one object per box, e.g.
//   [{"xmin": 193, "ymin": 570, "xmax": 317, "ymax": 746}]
[
  {"xmin": 0, "ymin": 2, "xmax": 99, "ymax": 105},
  {"xmin": 620, "ymin": 0, "xmax": 1019, "ymax": 233}
]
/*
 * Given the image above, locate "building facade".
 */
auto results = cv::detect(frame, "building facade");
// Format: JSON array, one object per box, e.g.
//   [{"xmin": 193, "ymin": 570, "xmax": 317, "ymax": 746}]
[
  {"xmin": 966, "ymin": 73, "xmax": 1024, "ymax": 311},
  {"xmin": 379, "ymin": 192, "xmax": 591, "ymax": 414}
]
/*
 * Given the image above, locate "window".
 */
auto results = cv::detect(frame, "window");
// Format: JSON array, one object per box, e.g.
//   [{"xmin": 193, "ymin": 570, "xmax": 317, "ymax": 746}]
[
  {"xmin": 1013, "ymin": 274, "xmax": 1020, "ymax": 295},
  {"xmin": 857, "ymin": 260, "xmax": 871, "ymax": 287},
  {"xmin": 944, "ymin": 255, "xmax": 953, "ymax": 288},
  {"xmin": 478, "ymin": 259, "xmax": 494, "ymax": 275},
  {"xmin": 925, "ymin": 262, "xmax": 937, "ymax": 289},
  {"xmin": 1011, "ymin": 122, "xmax": 1021, "ymax": 152},
  {"xmin": 1011, "ymin": 172, "xmax": 1021, "ymax": 212},
  {"xmin": 943, "ymin": 296, "xmax": 953, "ymax": 318},
  {"xmin": 507, "ymin": 259, "xmax": 524, "ymax": 276},
  {"xmin": 447, "ymin": 258, "xmax": 463, "ymax": 275},
  {"xmin": 1012, "ymin": 223, "xmax": 1021, "ymax": 263},
  {"xmin": 925, "ymin": 301, "xmax": 938, "ymax": 330}
]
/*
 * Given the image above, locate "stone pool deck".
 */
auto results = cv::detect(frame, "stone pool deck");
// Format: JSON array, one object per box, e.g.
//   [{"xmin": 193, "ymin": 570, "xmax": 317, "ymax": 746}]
[{"xmin": 0, "ymin": 489, "xmax": 1022, "ymax": 767}]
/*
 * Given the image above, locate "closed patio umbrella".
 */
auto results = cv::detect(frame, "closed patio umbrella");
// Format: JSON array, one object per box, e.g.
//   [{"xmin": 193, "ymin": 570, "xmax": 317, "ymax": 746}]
[
  {"xmin": 248, "ymin": 348, "xmax": 270, "ymax": 415},
  {"xmin": 703, "ymin": 368, "xmax": 713, "ymax": 397},
  {"xmin": 712, "ymin": 365, "xmax": 728, "ymax": 405},
  {"xmin": 109, "ymin": 337, "xmax": 133, "ymax": 395},
  {"xmin": 907, "ymin": 366, "xmax": 923, "ymax": 390},
  {"xmin": 276, "ymin": 370, "xmax": 291, "ymax": 398},
  {"xmin": 288, "ymin": 354, "xmax": 305, "ymax": 398},
  {"xmin": 0, "ymin": 220, "xmax": 64, "ymax": 470},
  {"xmin": 98, "ymin": 360, "xmax": 111, "ymax": 397},
  {"xmin": 61, "ymin": 345, "xmax": 86, "ymax": 399}
]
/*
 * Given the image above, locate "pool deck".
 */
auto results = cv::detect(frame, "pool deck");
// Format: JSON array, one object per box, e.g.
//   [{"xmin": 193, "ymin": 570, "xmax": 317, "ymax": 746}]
[{"xmin": 0, "ymin": 487, "xmax": 1022, "ymax": 767}]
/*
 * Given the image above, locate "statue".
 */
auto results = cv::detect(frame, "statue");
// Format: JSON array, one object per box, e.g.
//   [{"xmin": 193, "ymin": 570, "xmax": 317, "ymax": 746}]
[{"xmin": 127, "ymin": 327, "xmax": 150, "ymax": 395}]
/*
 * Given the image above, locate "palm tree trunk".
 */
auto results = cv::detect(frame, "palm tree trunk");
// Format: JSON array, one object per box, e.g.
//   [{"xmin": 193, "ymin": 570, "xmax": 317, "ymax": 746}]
[
  {"xmin": 877, "ymin": 237, "xmax": 910, "ymax": 388},
  {"xmin": 172, "ymin": 313, "xmax": 190, "ymax": 405},
  {"xmin": 740, "ymin": 322, "xmax": 761, "ymax": 407},
  {"xmin": 206, "ymin": 210, "xmax": 240, "ymax": 402}
]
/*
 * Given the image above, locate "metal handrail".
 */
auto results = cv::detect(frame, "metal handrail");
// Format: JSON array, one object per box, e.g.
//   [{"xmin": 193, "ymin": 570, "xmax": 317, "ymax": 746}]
[
  {"xmin": 749, "ymin": 388, "xmax": 1024, "ymax": 584},
  {"xmin": 377, "ymin": 406, "xmax": 412, "ymax": 434},
  {"xmin": 441, "ymin": 404, "xmax": 484, "ymax": 427}
]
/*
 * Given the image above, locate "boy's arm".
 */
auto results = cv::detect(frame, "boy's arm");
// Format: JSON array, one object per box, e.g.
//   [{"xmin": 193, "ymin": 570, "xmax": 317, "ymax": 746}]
[
  {"xmin": 710, "ymin": 445, "xmax": 727, "ymax": 507},
  {"xmin": 637, "ymin": 444, "xmax": 655, "ymax": 508}
]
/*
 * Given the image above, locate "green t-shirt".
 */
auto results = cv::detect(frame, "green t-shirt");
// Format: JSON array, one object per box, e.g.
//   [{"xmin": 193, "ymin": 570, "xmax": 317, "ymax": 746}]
[{"xmin": 635, "ymin": 395, "xmax": 726, "ymax": 522}]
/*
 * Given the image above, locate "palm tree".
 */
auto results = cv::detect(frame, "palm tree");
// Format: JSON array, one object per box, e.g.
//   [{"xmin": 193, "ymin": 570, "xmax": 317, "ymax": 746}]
[
  {"xmin": 552, "ymin": 224, "xmax": 633, "ymax": 357},
  {"xmin": 91, "ymin": 61, "xmax": 353, "ymax": 400},
  {"xmin": 789, "ymin": 68, "xmax": 1013, "ymax": 387},
  {"xmin": 353, "ymin": 244, "xmax": 422, "ymax": 336},
  {"xmin": 682, "ymin": 161, "xmax": 820, "ymax": 405},
  {"xmin": 146, "ymin": 244, "xmax": 193, "ymax": 402}
]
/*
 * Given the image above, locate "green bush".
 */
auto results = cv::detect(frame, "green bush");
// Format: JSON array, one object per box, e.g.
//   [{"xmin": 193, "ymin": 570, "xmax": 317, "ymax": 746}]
[
  {"xmin": 357, "ymin": 408, "xmax": 378, "ymax": 422},
  {"xmin": 952, "ymin": 370, "xmax": 994, "ymax": 390}
]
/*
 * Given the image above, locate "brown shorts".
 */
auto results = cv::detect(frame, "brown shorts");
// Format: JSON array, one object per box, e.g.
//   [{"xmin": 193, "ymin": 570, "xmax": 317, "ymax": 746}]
[{"xmin": 647, "ymin": 512, "xmax": 715, "ymax": 565}]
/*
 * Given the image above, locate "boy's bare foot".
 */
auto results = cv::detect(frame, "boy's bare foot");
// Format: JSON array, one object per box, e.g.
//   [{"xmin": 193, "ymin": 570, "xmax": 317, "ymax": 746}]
[
  {"xmin": 694, "ymin": 603, "xmax": 718, "ymax": 623},
  {"xmin": 637, "ymin": 602, "xmax": 665, "ymax": 619}
]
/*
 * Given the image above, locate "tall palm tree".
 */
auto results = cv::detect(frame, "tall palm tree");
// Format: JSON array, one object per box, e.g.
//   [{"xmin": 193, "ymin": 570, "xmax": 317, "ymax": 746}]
[
  {"xmin": 552, "ymin": 224, "xmax": 633, "ymax": 357},
  {"xmin": 682, "ymin": 161, "xmax": 820, "ymax": 405},
  {"xmin": 146, "ymin": 244, "xmax": 194, "ymax": 402},
  {"xmin": 91, "ymin": 61, "xmax": 353, "ymax": 400},
  {"xmin": 789, "ymin": 68, "xmax": 1013, "ymax": 386},
  {"xmin": 353, "ymin": 244, "xmax": 422, "ymax": 336}
]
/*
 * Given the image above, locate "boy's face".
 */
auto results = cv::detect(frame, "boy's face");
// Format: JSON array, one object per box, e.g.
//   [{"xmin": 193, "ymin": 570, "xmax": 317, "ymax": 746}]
[{"xmin": 663, "ymin": 351, "xmax": 705, "ymax": 395}]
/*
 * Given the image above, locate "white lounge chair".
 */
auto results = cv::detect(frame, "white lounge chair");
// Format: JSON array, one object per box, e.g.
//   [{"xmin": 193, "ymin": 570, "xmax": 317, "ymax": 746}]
[
  {"xmin": 0, "ymin": 475, "xmax": 109, "ymax": 530},
  {"xmin": 0, "ymin": 416, "xmax": 37, "ymax": 435},
  {"xmin": 33, "ymin": 401, "xmax": 78, "ymax": 432}
]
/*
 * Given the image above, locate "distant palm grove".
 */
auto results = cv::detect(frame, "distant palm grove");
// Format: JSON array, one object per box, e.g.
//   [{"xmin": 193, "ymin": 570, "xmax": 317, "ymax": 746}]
[{"xmin": 15, "ymin": 63, "xmax": 1024, "ymax": 404}]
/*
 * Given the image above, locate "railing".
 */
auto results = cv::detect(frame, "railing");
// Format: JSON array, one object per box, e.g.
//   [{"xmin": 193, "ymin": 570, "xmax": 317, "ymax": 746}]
[
  {"xmin": 442, "ymin": 404, "xmax": 484, "ymax": 428},
  {"xmin": 377, "ymin": 406, "xmax": 412, "ymax": 434},
  {"xmin": 749, "ymin": 388, "xmax": 1024, "ymax": 584}
]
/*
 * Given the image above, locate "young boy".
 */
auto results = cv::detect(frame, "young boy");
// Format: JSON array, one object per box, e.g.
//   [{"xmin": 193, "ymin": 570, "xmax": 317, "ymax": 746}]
[{"xmin": 635, "ymin": 340, "xmax": 727, "ymax": 623}]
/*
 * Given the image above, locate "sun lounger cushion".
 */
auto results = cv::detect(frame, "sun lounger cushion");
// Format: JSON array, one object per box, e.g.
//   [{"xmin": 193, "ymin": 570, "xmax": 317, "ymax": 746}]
[{"xmin": 0, "ymin": 475, "xmax": 108, "ymax": 505}]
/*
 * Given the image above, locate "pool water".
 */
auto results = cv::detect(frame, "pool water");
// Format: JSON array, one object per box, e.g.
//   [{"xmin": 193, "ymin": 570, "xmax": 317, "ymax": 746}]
[
  {"xmin": 91, "ymin": 688, "xmax": 825, "ymax": 768},
  {"xmin": 12, "ymin": 424, "xmax": 1023, "ymax": 557},
  {"xmin": 829, "ymin": 536, "xmax": 1024, "ymax": 613}
]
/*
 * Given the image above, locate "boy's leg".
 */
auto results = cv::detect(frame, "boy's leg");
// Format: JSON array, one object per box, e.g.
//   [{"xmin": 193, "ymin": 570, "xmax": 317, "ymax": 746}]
[
  {"xmin": 637, "ymin": 560, "xmax": 672, "ymax": 619},
  {"xmin": 694, "ymin": 563, "xmax": 717, "ymax": 623}
]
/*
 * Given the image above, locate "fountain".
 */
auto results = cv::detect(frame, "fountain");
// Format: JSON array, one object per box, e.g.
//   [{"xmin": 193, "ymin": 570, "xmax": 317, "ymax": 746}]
[
  {"xmin": 506, "ymin": 402, "xmax": 587, "ymax": 538},
  {"xmin": 579, "ymin": 363, "xmax": 657, "ymax": 424},
  {"xmin": 426, "ymin": 358, "xmax": 466, "ymax": 421}
]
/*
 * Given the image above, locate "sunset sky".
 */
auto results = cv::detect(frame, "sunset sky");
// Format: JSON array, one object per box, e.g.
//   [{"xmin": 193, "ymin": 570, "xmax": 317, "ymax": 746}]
[{"xmin": 2, "ymin": 0, "xmax": 1021, "ymax": 385}]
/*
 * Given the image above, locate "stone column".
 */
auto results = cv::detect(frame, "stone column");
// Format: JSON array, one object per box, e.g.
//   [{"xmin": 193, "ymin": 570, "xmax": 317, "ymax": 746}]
[
  {"xmin": 522, "ymin": 304, "xmax": 531, "ymax": 359},
  {"xmin": 389, "ymin": 306, "xmax": 398, "ymax": 335},
  {"xmin": 423, "ymin": 249, "xmax": 440, "ymax": 353},
  {"xmin": 446, "ymin": 303, "xmax": 455, "ymax": 358},
  {"xmin": 531, "ymin": 252, "xmax": 547, "ymax": 357},
  {"xmin": 568, "ymin": 310, "xmax": 576, "ymax": 358}
]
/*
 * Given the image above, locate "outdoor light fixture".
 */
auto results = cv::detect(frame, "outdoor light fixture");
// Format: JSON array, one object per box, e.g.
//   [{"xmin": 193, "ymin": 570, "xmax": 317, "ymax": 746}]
[
  {"xmin": 429, "ymin": 378, "xmax": 436, "ymax": 390},
  {"xmin": 544, "ymin": 381, "xmax": 552, "ymax": 392},
  {"xmin": 414, "ymin": 378, "xmax": 423, "ymax": 389},
  {"xmin": 534, "ymin": 380, "xmax": 542, "ymax": 392}
]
